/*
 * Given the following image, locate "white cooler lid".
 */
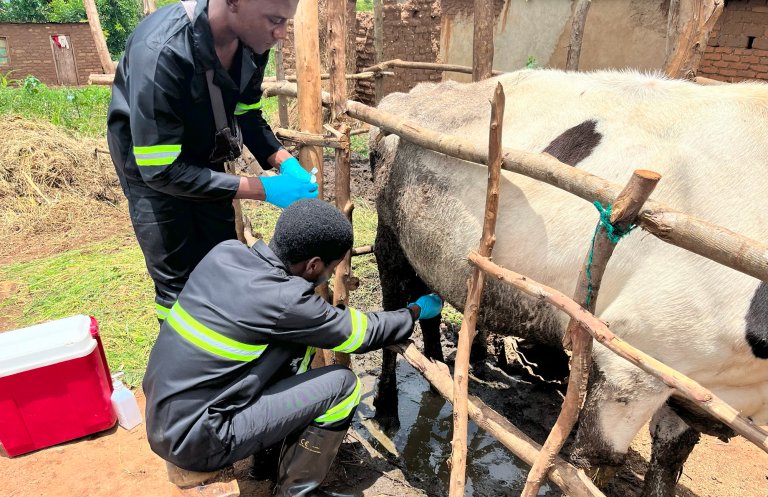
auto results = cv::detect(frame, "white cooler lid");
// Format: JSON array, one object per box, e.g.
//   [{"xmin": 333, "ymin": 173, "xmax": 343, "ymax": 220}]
[{"xmin": 0, "ymin": 314, "xmax": 97, "ymax": 378}]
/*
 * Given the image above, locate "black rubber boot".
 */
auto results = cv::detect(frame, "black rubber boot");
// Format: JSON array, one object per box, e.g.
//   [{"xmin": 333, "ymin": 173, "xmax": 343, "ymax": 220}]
[
  {"xmin": 248, "ymin": 444, "xmax": 281, "ymax": 481},
  {"xmin": 275, "ymin": 425, "xmax": 357, "ymax": 497}
]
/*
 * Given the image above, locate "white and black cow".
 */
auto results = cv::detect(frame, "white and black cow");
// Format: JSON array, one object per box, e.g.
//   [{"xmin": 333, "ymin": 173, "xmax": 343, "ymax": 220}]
[{"xmin": 369, "ymin": 69, "xmax": 768, "ymax": 497}]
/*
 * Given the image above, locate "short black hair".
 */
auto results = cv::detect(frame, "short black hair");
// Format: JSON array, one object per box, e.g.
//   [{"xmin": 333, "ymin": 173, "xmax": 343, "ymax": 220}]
[{"xmin": 269, "ymin": 199, "xmax": 354, "ymax": 265}]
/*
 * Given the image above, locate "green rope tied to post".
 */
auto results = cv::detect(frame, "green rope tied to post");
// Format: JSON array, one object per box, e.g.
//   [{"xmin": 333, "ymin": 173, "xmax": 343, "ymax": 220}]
[{"xmin": 585, "ymin": 201, "xmax": 637, "ymax": 308}]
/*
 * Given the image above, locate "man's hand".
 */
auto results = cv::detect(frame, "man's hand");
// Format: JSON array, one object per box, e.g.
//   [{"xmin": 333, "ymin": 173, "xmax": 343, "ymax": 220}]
[
  {"xmin": 407, "ymin": 293, "xmax": 443, "ymax": 320},
  {"xmin": 260, "ymin": 175, "xmax": 318, "ymax": 208},
  {"xmin": 279, "ymin": 157, "xmax": 313, "ymax": 183}
]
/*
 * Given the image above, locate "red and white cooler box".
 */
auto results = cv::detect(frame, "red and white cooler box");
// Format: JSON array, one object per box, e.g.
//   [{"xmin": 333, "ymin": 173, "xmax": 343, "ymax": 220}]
[{"xmin": 0, "ymin": 315, "xmax": 117, "ymax": 457}]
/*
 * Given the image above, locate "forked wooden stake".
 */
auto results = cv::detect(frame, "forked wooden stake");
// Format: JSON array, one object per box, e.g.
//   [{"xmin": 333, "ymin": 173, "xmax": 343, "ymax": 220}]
[
  {"xmin": 521, "ymin": 170, "xmax": 660, "ymax": 497},
  {"xmin": 449, "ymin": 83, "xmax": 505, "ymax": 497}
]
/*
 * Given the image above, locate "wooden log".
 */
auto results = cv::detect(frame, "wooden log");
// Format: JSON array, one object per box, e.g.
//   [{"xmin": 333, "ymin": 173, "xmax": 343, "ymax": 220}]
[
  {"xmin": 449, "ymin": 83, "xmax": 504, "ymax": 497},
  {"xmin": 332, "ymin": 125, "xmax": 353, "ymax": 368},
  {"xmin": 275, "ymin": 41, "xmax": 290, "ymax": 129},
  {"xmin": 565, "ymin": 0, "xmax": 592, "ymax": 71},
  {"xmin": 294, "ymin": 0, "xmax": 325, "ymax": 198},
  {"xmin": 521, "ymin": 169, "xmax": 660, "ymax": 497},
  {"xmin": 664, "ymin": 0, "xmax": 724, "ymax": 79},
  {"xmin": 274, "ymin": 128, "xmax": 343, "ymax": 148},
  {"xmin": 363, "ymin": 59, "xmax": 505, "ymax": 77},
  {"xmin": 328, "ymin": 0, "xmax": 348, "ymax": 122},
  {"xmin": 389, "ymin": 342, "xmax": 606, "ymax": 497},
  {"xmin": 467, "ymin": 252, "xmax": 768, "ymax": 453},
  {"xmin": 83, "ymin": 0, "xmax": 115, "ymax": 74},
  {"xmin": 351, "ymin": 245, "xmax": 374, "ymax": 256},
  {"xmin": 262, "ymin": 82, "xmax": 768, "ymax": 283},
  {"xmin": 88, "ymin": 73, "xmax": 114, "ymax": 85},
  {"xmin": 472, "ymin": 0, "xmax": 494, "ymax": 81},
  {"xmin": 373, "ymin": 0, "xmax": 384, "ymax": 104}
]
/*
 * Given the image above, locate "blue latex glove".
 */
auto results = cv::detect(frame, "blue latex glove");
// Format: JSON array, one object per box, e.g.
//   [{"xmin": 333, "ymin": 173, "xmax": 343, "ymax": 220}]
[
  {"xmin": 261, "ymin": 175, "xmax": 318, "ymax": 208},
  {"xmin": 279, "ymin": 157, "xmax": 312, "ymax": 182},
  {"xmin": 408, "ymin": 293, "xmax": 443, "ymax": 320}
]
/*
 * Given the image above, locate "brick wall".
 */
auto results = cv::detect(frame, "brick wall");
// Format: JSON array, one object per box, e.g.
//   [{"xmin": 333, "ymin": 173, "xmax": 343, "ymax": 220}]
[
  {"xmin": 699, "ymin": 0, "xmax": 768, "ymax": 82},
  {"xmin": 355, "ymin": 12, "xmax": 376, "ymax": 105},
  {"xmin": 0, "ymin": 23, "xmax": 103, "ymax": 86}
]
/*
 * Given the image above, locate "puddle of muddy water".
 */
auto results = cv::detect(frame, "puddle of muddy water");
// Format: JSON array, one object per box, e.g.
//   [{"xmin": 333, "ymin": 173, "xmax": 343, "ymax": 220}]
[{"xmin": 353, "ymin": 357, "xmax": 555, "ymax": 497}]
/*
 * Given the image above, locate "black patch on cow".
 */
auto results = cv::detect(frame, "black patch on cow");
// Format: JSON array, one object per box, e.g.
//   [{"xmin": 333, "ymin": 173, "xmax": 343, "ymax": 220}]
[
  {"xmin": 746, "ymin": 282, "xmax": 768, "ymax": 359},
  {"xmin": 543, "ymin": 119, "xmax": 602, "ymax": 167}
]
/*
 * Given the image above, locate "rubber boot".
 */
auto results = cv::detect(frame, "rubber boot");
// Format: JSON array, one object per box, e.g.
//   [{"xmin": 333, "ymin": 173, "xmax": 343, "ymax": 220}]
[
  {"xmin": 247, "ymin": 444, "xmax": 280, "ymax": 481},
  {"xmin": 275, "ymin": 425, "xmax": 357, "ymax": 497}
]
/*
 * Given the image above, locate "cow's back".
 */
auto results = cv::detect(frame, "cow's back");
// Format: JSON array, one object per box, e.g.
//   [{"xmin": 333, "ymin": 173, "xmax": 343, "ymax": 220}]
[{"xmin": 372, "ymin": 69, "xmax": 768, "ymax": 421}]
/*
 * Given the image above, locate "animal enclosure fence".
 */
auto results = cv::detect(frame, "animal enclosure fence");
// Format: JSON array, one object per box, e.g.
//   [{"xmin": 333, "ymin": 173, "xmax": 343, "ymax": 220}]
[{"xmin": 261, "ymin": 75, "xmax": 768, "ymax": 497}]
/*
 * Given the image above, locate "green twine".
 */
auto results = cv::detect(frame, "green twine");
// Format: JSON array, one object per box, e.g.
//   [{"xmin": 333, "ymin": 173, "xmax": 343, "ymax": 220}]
[{"xmin": 585, "ymin": 201, "xmax": 637, "ymax": 308}]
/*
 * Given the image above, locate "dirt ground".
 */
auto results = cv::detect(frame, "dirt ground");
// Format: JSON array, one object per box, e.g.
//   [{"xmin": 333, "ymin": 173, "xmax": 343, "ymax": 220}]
[{"xmin": 2, "ymin": 152, "xmax": 767, "ymax": 497}]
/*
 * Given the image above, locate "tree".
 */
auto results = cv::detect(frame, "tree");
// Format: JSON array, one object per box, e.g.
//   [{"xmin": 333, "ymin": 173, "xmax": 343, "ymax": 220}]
[
  {"xmin": 96, "ymin": 0, "xmax": 142, "ymax": 56},
  {"xmin": 0, "ymin": 0, "xmax": 51, "ymax": 22}
]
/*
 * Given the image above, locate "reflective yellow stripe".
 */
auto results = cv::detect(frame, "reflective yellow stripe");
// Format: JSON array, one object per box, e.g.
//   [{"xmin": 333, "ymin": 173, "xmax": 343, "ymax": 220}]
[
  {"xmin": 155, "ymin": 303, "xmax": 170, "ymax": 320},
  {"xmin": 133, "ymin": 144, "xmax": 182, "ymax": 166},
  {"xmin": 297, "ymin": 346, "xmax": 316, "ymax": 375},
  {"xmin": 332, "ymin": 308, "xmax": 368, "ymax": 353},
  {"xmin": 167, "ymin": 302, "xmax": 267, "ymax": 361},
  {"xmin": 234, "ymin": 101, "xmax": 263, "ymax": 116},
  {"xmin": 314, "ymin": 377, "xmax": 361, "ymax": 424}
]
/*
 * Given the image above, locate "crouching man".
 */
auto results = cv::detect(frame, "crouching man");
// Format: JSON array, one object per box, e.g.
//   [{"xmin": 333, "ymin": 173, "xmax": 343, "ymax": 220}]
[{"xmin": 142, "ymin": 198, "xmax": 442, "ymax": 497}]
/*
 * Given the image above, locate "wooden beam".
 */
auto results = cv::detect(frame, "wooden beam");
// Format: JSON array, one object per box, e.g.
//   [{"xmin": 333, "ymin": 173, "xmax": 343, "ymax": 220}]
[
  {"xmin": 390, "ymin": 342, "xmax": 606, "ymax": 497},
  {"xmin": 565, "ymin": 0, "xmax": 592, "ymax": 71},
  {"xmin": 521, "ymin": 169, "xmax": 660, "ymax": 497},
  {"xmin": 293, "ymin": 0, "xmax": 325, "ymax": 197},
  {"xmin": 664, "ymin": 0, "xmax": 724, "ymax": 79},
  {"xmin": 373, "ymin": 0, "xmax": 385, "ymax": 103},
  {"xmin": 275, "ymin": 41, "xmax": 290, "ymax": 129},
  {"xmin": 468, "ymin": 252, "xmax": 768, "ymax": 453},
  {"xmin": 472, "ymin": 0, "xmax": 494, "ymax": 81},
  {"xmin": 262, "ymin": 82, "xmax": 768, "ymax": 283},
  {"xmin": 274, "ymin": 128, "xmax": 343, "ymax": 148},
  {"xmin": 449, "ymin": 83, "xmax": 505, "ymax": 497},
  {"xmin": 83, "ymin": 0, "xmax": 115, "ymax": 74},
  {"xmin": 364, "ymin": 58, "xmax": 504, "ymax": 76}
]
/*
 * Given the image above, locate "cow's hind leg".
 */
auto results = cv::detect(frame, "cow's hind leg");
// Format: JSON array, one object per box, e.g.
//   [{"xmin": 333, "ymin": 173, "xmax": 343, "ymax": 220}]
[
  {"xmin": 571, "ymin": 366, "xmax": 671, "ymax": 488},
  {"xmin": 373, "ymin": 223, "xmax": 443, "ymax": 430}
]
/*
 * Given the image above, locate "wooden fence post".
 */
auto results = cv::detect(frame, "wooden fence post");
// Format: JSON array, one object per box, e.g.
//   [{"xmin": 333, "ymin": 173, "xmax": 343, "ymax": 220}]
[
  {"xmin": 472, "ymin": 0, "xmax": 494, "ymax": 81},
  {"xmin": 521, "ymin": 170, "xmax": 660, "ymax": 497},
  {"xmin": 565, "ymin": 0, "xmax": 592, "ymax": 71},
  {"xmin": 449, "ymin": 83, "xmax": 505, "ymax": 497},
  {"xmin": 373, "ymin": 0, "xmax": 385, "ymax": 103},
  {"xmin": 275, "ymin": 41, "xmax": 290, "ymax": 129},
  {"xmin": 83, "ymin": 0, "xmax": 115, "ymax": 74},
  {"xmin": 664, "ymin": 0, "xmax": 724, "ymax": 79}
]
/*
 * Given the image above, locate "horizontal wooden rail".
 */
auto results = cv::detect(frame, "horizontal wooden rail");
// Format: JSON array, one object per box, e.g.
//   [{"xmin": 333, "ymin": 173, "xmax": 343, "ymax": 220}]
[
  {"xmin": 467, "ymin": 252, "xmax": 768, "ymax": 453},
  {"xmin": 261, "ymin": 81, "xmax": 768, "ymax": 283},
  {"xmin": 388, "ymin": 342, "xmax": 606, "ymax": 497},
  {"xmin": 362, "ymin": 58, "xmax": 505, "ymax": 76},
  {"xmin": 274, "ymin": 128, "xmax": 344, "ymax": 149}
]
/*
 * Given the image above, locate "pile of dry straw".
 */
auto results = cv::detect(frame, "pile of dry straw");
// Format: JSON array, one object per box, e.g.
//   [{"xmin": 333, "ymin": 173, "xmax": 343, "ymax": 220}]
[{"xmin": 0, "ymin": 118, "xmax": 124, "ymax": 257}]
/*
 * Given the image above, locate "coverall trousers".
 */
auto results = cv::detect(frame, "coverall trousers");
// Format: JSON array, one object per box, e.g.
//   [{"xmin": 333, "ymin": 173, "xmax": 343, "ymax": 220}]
[
  {"xmin": 203, "ymin": 364, "xmax": 359, "ymax": 471},
  {"xmin": 121, "ymin": 180, "xmax": 236, "ymax": 314}
]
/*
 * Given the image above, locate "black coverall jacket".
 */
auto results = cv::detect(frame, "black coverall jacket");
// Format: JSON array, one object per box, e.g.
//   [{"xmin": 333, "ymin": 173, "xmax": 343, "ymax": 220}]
[{"xmin": 107, "ymin": 0, "xmax": 282, "ymax": 316}]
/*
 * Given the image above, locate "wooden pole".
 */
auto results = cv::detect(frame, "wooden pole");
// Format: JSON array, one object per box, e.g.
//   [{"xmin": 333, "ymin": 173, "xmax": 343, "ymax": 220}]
[
  {"xmin": 565, "ymin": 0, "xmax": 592, "ymax": 71},
  {"xmin": 293, "ymin": 0, "xmax": 324, "ymax": 197},
  {"xmin": 83, "ymin": 0, "xmax": 115, "ymax": 74},
  {"xmin": 364, "ymin": 59, "xmax": 504, "ymax": 77},
  {"xmin": 224, "ymin": 161, "xmax": 247, "ymax": 244},
  {"xmin": 390, "ymin": 342, "xmax": 606, "ymax": 497},
  {"xmin": 262, "ymin": 82, "xmax": 768, "ymax": 283},
  {"xmin": 467, "ymin": 252, "xmax": 768, "ymax": 453},
  {"xmin": 274, "ymin": 128, "xmax": 344, "ymax": 148},
  {"xmin": 373, "ymin": 0, "xmax": 385, "ymax": 103},
  {"xmin": 449, "ymin": 83, "xmax": 505, "ymax": 497},
  {"xmin": 521, "ymin": 170, "xmax": 661, "ymax": 497},
  {"xmin": 275, "ymin": 41, "xmax": 290, "ymax": 129},
  {"xmin": 472, "ymin": 0, "xmax": 494, "ymax": 81},
  {"xmin": 328, "ymin": 0, "xmax": 352, "ymax": 368},
  {"xmin": 664, "ymin": 0, "xmax": 724, "ymax": 79}
]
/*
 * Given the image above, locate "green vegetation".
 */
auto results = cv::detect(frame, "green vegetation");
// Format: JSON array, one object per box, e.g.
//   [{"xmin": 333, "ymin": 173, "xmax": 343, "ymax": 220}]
[
  {"xmin": 356, "ymin": 0, "xmax": 374, "ymax": 12},
  {"xmin": 0, "ymin": 79, "xmax": 111, "ymax": 136}
]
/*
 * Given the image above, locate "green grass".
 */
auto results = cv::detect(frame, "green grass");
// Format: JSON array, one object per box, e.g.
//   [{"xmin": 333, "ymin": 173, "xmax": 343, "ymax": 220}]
[
  {"xmin": 0, "ymin": 238, "xmax": 156, "ymax": 387},
  {"xmin": 356, "ymin": 0, "xmax": 374, "ymax": 12},
  {"xmin": 0, "ymin": 83, "xmax": 112, "ymax": 136}
]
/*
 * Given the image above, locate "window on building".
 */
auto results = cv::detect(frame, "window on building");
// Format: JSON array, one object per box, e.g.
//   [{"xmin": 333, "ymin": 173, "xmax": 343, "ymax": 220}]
[{"xmin": 0, "ymin": 38, "xmax": 8, "ymax": 66}]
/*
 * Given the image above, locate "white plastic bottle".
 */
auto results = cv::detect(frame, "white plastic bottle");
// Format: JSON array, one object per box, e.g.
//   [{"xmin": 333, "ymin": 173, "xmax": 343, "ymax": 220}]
[{"xmin": 110, "ymin": 373, "xmax": 143, "ymax": 430}]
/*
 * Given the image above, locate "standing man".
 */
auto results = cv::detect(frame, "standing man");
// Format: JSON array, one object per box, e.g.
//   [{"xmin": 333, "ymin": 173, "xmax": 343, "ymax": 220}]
[
  {"xmin": 143, "ymin": 199, "xmax": 444, "ymax": 496},
  {"xmin": 108, "ymin": 0, "xmax": 315, "ymax": 322}
]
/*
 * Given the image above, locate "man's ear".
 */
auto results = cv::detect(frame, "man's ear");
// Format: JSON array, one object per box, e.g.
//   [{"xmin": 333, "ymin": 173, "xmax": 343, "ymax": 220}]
[{"xmin": 303, "ymin": 256, "xmax": 325, "ymax": 279}]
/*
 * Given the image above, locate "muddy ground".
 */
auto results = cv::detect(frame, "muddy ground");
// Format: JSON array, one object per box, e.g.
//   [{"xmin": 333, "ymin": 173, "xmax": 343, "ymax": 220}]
[{"xmin": 1, "ymin": 152, "xmax": 767, "ymax": 497}]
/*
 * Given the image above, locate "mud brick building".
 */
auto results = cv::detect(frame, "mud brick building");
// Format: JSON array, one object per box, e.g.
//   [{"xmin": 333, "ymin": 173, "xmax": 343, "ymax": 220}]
[{"xmin": 0, "ymin": 22, "xmax": 103, "ymax": 86}]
